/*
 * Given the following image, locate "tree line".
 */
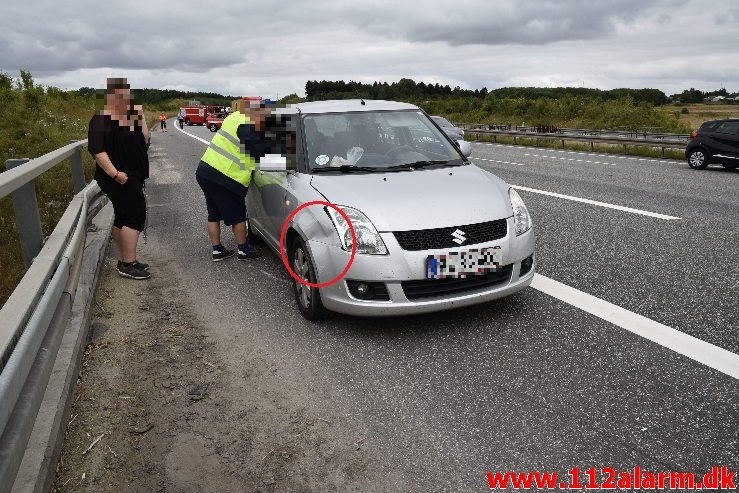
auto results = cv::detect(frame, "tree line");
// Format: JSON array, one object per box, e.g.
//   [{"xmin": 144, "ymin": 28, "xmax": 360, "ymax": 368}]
[
  {"xmin": 76, "ymin": 87, "xmax": 237, "ymax": 106},
  {"xmin": 304, "ymin": 79, "xmax": 670, "ymax": 106}
]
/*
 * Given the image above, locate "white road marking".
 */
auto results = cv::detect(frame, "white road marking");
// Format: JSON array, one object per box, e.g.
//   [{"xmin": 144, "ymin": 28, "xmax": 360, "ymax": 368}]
[
  {"xmin": 471, "ymin": 142, "xmax": 683, "ymax": 165},
  {"xmin": 175, "ymin": 118, "xmax": 210, "ymax": 145},
  {"xmin": 531, "ymin": 274, "xmax": 739, "ymax": 380},
  {"xmin": 511, "ymin": 184, "xmax": 681, "ymax": 220}
]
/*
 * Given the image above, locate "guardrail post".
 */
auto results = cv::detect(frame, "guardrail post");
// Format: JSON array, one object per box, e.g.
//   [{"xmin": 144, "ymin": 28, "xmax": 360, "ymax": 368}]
[
  {"xmin": 67, "ymin": 141, "xmax": 86, "ymax": 193},
  {"xmin": 5, "ymin": 159, "xmax": 44, "ymax": 269}
]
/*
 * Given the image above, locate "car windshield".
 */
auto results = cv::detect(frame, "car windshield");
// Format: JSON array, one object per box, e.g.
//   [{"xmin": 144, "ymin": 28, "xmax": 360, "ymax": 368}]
[
  {"xmin": 304, "ymin": 110, "xmax": 464, "ymax": 171},
  {"xmin": 432, "ymin": 116, "xmax": 454, "ymax": 128}
]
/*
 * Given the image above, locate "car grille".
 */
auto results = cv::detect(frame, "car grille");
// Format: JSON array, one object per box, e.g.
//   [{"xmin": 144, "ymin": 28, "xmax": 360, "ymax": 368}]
[
  {"xmin": 393, "ymin": 219, "xmax": 508, "ymax": 251},
  {"xmin": 401, "ymin": 265, "xmax": 513, "ymax": 301}
]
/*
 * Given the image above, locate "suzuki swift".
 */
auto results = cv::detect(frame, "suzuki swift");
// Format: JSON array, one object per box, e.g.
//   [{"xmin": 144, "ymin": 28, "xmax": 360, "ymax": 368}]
[{"xmin": 248, "ymin": 100, "xmax": 535, "ymax": 320}]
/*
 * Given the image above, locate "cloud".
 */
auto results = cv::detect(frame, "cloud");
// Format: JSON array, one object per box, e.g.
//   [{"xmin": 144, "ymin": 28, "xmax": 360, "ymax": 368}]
[
  {"xmin": 331, "ymin": 0, "xmax": 663, "ymax": 46},
  {"xmin": 0, "ymin": 0, "xmax": 736, "ymax": 97}
]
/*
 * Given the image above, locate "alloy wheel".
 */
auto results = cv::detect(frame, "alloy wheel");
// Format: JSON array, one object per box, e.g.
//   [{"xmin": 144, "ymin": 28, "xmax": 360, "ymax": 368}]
[
  {"xmin": 293, "ymin": 247, "xmax": 311, "ymax": 308},
  {"xmin": 689, "ymin": 151, "xmax": 705, "ymax": 168}
]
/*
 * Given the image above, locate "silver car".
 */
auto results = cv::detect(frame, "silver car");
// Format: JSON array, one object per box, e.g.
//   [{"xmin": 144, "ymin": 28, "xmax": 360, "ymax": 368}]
[
  {"xmin": 248, "ymin": 100, "xmax": 535, "ymax": 320},
  {"xmin": 431, "ymin": 115, "xmax": 465, "ymax": 141}
]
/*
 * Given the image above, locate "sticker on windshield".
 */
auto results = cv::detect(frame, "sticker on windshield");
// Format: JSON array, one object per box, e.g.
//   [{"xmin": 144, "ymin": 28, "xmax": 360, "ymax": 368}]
[{"xmin": 315, "ymin": 154, "xmax": 329, "ymax": 166}]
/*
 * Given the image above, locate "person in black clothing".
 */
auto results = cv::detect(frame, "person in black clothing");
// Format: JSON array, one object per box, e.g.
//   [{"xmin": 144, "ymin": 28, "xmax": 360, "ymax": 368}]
[{"xmin": 88, "ymin": 77, "xmax": 151, "ymax": 279}]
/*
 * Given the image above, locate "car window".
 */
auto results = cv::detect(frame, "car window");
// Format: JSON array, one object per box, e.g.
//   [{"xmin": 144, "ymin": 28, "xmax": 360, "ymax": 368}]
[
  {"xmin": 303, "ymin": 110, "xmax": 463, "ymax": 171},
  {"xmin": 714, "ymin": 121, "xmax": 739, "ymax": 135}
]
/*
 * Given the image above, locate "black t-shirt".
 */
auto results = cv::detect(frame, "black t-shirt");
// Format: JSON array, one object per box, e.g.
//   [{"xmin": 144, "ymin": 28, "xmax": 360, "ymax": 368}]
[{"xmin": 88, "ymin": 114, "xmax": 149, "ymax": 185}]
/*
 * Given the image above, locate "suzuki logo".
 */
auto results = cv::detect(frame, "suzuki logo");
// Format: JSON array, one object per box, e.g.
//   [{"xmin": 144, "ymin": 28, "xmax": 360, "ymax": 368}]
[{"xmin": 451, "ymin": 229, "xmax": 466, "ymax": 245}]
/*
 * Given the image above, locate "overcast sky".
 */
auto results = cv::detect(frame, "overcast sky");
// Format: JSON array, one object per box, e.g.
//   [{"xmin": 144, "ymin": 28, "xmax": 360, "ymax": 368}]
[{"xmin": 2, "ymin": 0, "xmax": 737, "ymax": 98}]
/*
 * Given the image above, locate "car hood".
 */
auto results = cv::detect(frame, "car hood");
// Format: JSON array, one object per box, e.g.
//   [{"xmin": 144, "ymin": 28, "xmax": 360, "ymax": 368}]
[{"xmin": 310, "ymin": 164, "xmax": 512, "ymax": 231}]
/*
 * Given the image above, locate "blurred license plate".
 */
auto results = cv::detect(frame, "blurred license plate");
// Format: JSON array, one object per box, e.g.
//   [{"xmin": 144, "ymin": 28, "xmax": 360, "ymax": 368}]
[{"xmin": 426, "ymin": 247, "xmax": 502, "ymax": 279}]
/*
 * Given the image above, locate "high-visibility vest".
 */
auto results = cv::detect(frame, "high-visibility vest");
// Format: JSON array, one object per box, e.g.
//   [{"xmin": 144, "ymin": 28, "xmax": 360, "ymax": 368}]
[
  {"xmin": 201, "ymin": 112, "xmax": 256, "ymax": 187},
  {"xmin": 159, "ymin": 115, "xmax": 165, "ymax": 121}
]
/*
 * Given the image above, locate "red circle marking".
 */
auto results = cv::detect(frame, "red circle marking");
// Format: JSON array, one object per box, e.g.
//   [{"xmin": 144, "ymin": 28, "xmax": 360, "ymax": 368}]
[{"xmin": 279, "ymin": 200, "xmax": 357, "ymax": 288}]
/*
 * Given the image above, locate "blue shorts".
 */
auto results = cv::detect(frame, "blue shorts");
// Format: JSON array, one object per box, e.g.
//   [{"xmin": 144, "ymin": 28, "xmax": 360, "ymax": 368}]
[{"xmin": 195, "ymin": 164, "xmax": 247, "ymax": 226}]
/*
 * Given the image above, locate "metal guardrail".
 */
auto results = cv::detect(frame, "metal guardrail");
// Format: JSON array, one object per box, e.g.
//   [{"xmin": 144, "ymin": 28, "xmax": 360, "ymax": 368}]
[
  {"xmin": 456, "ymin": 123, "xmax": 691, "ymax": 142},
  {"xmin": 0, "ymin": 140, "xmax": 107, "ymax": 491},
  {"xmin": 455, "ymin": 125, "xmax": 688, "ymax": 156}
]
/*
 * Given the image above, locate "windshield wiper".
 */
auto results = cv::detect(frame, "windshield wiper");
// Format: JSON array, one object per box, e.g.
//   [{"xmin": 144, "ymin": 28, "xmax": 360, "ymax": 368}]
[
  {"xmin": 312, "ymin": 165, "xmax": 381, "ymax": 173},
  {"xmin": 385, "ymin": 160, "xmax": 456, "ymax": 170}
]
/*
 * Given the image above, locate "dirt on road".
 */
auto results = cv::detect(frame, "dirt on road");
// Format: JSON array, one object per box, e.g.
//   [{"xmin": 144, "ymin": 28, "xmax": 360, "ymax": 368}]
[{"xmin": 52, "ymin": 247, "xmax": 410, "ymax": 493}]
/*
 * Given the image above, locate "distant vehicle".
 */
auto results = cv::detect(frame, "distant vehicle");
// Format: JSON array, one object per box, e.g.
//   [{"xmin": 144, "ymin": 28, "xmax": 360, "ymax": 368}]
[
  {"xmin": 686, "ymin": 119, "xmax": 739, "ymax": 170},
  {"xmin": 206, "ymin": 113, "xmax": 225, "ymax": 132},
  {"xmin": 431, "ymin": 116, "xmax": 465, "ymax": 141},
  {"xmin": 181, "ymin": 104, "xmax": 227, "ymax": 126}
]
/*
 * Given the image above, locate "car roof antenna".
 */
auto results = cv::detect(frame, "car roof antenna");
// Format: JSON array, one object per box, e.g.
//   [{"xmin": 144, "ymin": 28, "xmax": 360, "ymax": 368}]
[{"xmin": 360, "ymin": 98, "xmax": 365, "ymax": 105}]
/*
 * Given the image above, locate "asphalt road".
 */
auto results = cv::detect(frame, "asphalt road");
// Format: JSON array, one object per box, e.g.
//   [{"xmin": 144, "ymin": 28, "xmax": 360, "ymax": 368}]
[{"xmin": 142, "ymin": 121, "xmax": 738, "ymax": 491}]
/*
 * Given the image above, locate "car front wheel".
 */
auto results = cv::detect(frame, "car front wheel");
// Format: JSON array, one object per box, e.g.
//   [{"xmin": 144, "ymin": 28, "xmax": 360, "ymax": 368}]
[
  {"xmin": 687, "ymin": 149, "xmax": 709, "ymax": 169},
  {"xmin": 209, "ymin": 124, "xmax": 217, "ymax": 132},
  {"xmin": 290, "ymin": 237, "xmax": 328, "ymax": 321}
]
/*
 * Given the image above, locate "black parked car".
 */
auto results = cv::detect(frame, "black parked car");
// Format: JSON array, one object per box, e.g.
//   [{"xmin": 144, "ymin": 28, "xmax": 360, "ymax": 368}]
[{"xmin": 686, "ymin": 119, "xmax": 739, "ymax": 170}]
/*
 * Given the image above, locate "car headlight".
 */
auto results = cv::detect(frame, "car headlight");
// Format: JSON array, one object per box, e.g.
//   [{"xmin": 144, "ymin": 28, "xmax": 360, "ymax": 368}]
[
  {"xmin": 509, "ymin": 188, "xmax": 532, "ymax": 236},
  {"xmin": 325, "ymin": 206, "xmax": 388, "ymax": 255}
]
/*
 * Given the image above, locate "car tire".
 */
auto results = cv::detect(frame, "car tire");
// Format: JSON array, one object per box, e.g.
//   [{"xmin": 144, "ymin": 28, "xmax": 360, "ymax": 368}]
[
  {"xmin": 289, "ymin": 237, "xmax": 328, "ymax": 321},
  {"xmin": 687, "ymin": 149, "xmax": 709, "ymax": 169},
  {"xmin": 722, "ymin": 162, "xmax": 738, "ymax": 170},
  {"xmin": 185, "ymin": 119, "xmax": 191, "ymax": 126}
]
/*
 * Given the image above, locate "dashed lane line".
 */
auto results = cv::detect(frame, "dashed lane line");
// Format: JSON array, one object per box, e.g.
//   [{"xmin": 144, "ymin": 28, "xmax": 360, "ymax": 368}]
[
  {"xmin": 512, "ymin": 184, "xmax": 681, "ymax": 220},
  {"xmin": 532, "ymin": 274, "xmax": 739, "ymax": 380},
  {"xmin": 472, "ymin": 142, "xmax": 683, "ymax": 165},
  {"xmin": 522, "ymin": 153, "xmax": 616, "ymax": 166}
]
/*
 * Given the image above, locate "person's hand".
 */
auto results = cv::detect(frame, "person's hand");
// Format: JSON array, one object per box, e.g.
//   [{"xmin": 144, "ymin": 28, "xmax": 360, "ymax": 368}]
[{"xmin": 115, "ymin": 171, "xmax": 129, "ymax": 185}]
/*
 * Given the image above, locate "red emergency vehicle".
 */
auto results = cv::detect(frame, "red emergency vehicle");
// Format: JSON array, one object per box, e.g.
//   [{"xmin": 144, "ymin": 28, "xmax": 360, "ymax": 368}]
[
  {"xmin": 181, "ymin": 104, "xmax": 227, "ymax": 126},
  {"xmin": 206, "ymin": 113, "xmax": 225, "ymax": 132}
]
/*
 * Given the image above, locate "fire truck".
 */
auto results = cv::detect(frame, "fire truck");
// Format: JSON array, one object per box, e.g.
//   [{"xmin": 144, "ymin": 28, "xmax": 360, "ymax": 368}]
[{"xmin": 180, "ymin": 102, "xmax": 227, "ymax": 126}]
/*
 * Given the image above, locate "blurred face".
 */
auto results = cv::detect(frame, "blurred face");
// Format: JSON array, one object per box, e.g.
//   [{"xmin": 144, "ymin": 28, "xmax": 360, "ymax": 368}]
[
  {"xmin": 107, "ymin": 88, "xmax": 132, "ymax": 113},
  {"xmin": 248, "ymin": 106, "xmax": 271, "ymax": 128}
]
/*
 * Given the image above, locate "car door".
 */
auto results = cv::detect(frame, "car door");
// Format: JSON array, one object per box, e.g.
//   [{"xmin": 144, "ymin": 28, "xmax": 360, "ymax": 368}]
[
  {"xmin": 257, "ymin": 159, "xmax": 288, "ymax": 246},
  {"xmin": 257, "ymin": 113, "xmax": 302, "ymax": 246},
  {"xmin": 710, "ymin": 121, "xmax": 739, "ymax": 163}
]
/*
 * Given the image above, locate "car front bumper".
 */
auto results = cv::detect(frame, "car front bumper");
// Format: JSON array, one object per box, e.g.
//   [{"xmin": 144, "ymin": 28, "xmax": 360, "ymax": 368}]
[{"xmin": 307, "ymin": 217, "xmax": 535, "ymax": 316}]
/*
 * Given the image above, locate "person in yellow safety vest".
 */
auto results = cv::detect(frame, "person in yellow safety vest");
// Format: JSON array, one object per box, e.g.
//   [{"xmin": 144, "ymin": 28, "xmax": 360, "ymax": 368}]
[{"xmin": 195, "ymin": 102, "xmax": 272, "ymax": 261}]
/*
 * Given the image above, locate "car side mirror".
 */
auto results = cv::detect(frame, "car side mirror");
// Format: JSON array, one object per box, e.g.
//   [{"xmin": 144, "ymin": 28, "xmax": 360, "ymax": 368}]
[
  {"xmin": 457, "ymin": 140, "xmax": 472, "ymax": 158},
  {"xmin": 258, "ymin": 154, "xmax": 287, "ymax": 172}
]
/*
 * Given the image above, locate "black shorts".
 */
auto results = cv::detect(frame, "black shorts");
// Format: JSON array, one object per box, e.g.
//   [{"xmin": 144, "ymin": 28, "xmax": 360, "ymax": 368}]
[
  {"xmin": 98, "ymin": 176, "xmax": 146, "ymax": 231},
  {"xmin": 195, "ymin": 166, "xmax": 247, "ymax": 226}
]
